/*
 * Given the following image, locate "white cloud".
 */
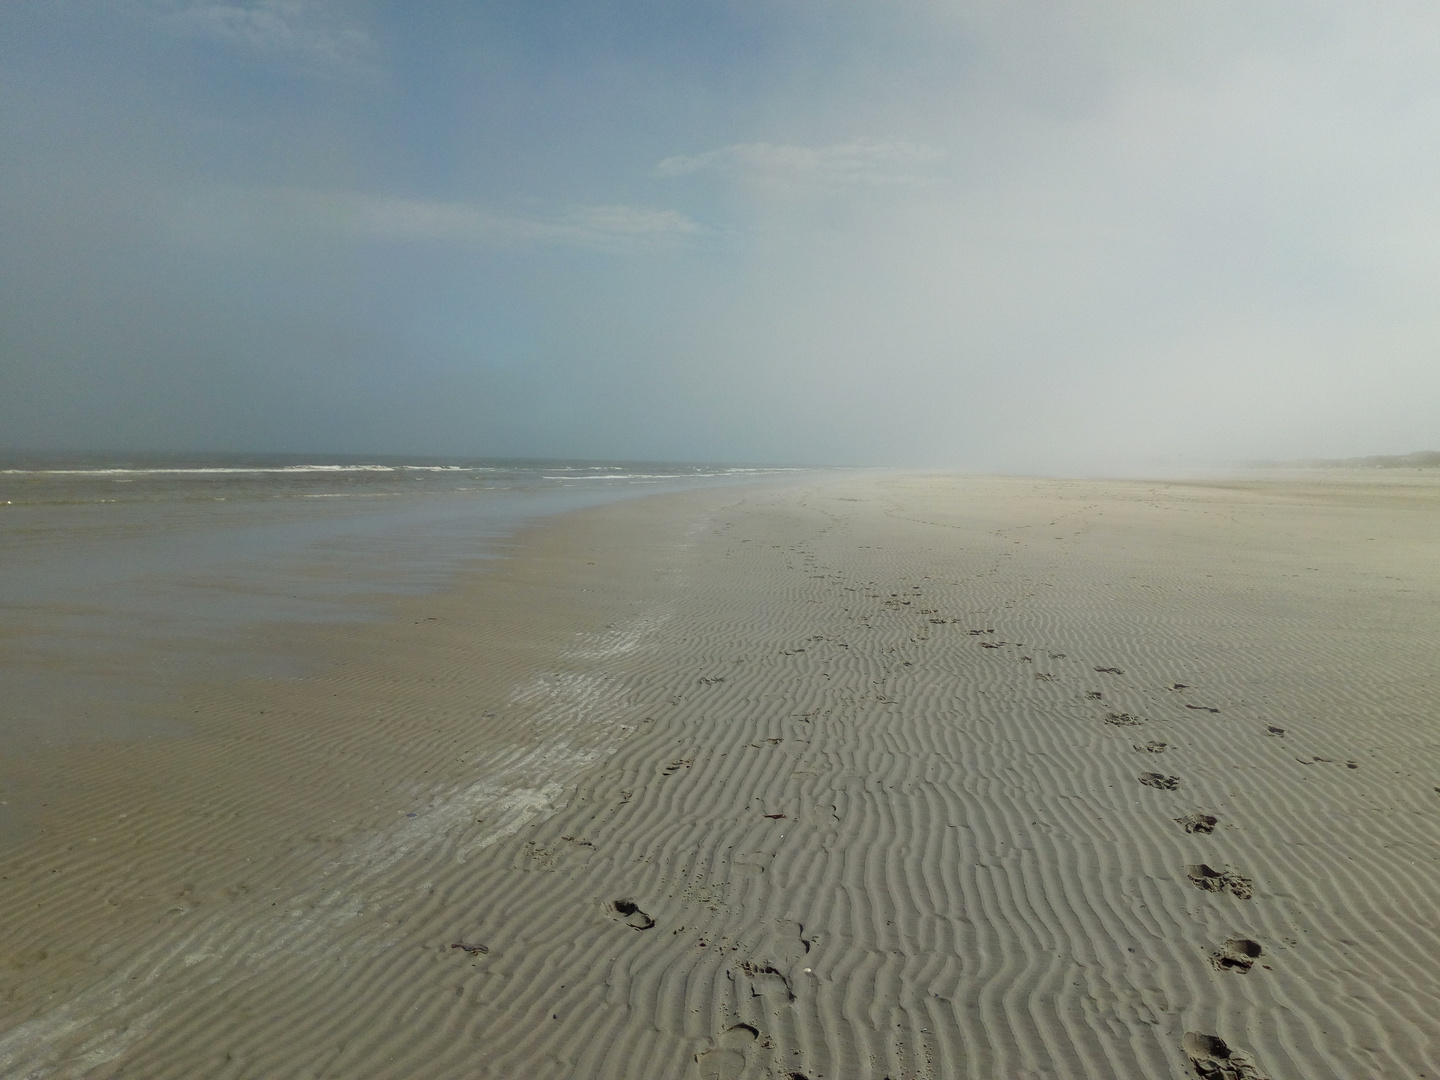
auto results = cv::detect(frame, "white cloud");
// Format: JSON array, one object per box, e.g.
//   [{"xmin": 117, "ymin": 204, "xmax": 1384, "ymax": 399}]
[
  {"xmin": 344, "ymin": 194, "xmax": 703, "ymax": 248},
  {"xmin": 155, "ymin": 1, "xmax": 379, "ymax": 76},
  {"xmin": 558, "ymin": 204, "xmax": 703, "ymax": 240},
  {"xmin": 168, "ymin": 187, "xmax": 704, "ymax": 253},
  {"xmin": 655, "ymin": 139, "xmax": 945, "ymax": 189}
]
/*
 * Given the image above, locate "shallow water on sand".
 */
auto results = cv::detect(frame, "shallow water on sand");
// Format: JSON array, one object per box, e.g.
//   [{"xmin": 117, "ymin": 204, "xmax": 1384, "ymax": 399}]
[{"xmin": 0, "ymin": 455, "xmax": 802, "ymax": 756}]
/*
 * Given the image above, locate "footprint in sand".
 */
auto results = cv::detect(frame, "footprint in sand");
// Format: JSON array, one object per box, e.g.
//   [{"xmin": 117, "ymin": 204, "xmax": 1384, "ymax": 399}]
[
  {"xmin": 1134, "ymin": 741, "xmax": 1168, "ymax": 753},
  {"xmin": 1186, "ymin": 864, "xmax": 1253, "ymax": 899},
  {"xmin": 1175, "ymin": 812, "xmax": 1219, "ymax": 834},
  {"xmin": 1086, "ymin": 690, "xmax": 1104, "ymax": 700},
  {"xmin": 733, "ymin": 850, "xmax": 772, "ymax": 877},
  {"xmin": 663, "ymin": 758, "xmax": 694, "ymax": 776},
  {"xmin": 1107, "ymin": 712, "xmax": 1145, "ymax": 726},
  {"xmin": 1265, "ymin": 725, "xmax": 1286, "ymax": 737},
  {"xmin": 613, "ymin": 898, "xmax": 656, "ymax": 930},
  {"xmin": 695, "ymin": 1023, "xmax": 759, "ymax": 1080},
  {"xmin": 1209, "ymin": 938, "xmax": 1263, "ymax": 973},
  {"xmin": 738, "ymin": 960, "xmax": 796, "ymax": 1001},
  {"xmin": 1094, "ymin": 666, "xmax": 1124, "ymax": 675},
  {"xmin": 1139, "ymin": 772, "xmax": 1181, "ymax": 790},
  {"xmin": 1185, "ymin": 704, "xmax": 1221, "ymax": 714},
  {"xmin": 1297, "ymin": 755, "xmax": 1360, "ymax": 770},
  {"xmin": 1182, "ymin": 1031, "xmax": 1269, "ymax": 1079}
]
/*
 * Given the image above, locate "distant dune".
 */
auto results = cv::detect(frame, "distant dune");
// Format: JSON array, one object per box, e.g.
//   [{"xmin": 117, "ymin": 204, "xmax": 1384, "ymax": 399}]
[{"xmin": 1253, "ymin": 449, "xmax": 1440, "ymax": 469}]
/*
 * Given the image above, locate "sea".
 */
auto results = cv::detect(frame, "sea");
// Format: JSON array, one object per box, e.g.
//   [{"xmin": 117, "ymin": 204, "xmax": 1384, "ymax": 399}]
[{"xmin": 0, "ymin": 454, "xmax": 804, "ymax": 761}]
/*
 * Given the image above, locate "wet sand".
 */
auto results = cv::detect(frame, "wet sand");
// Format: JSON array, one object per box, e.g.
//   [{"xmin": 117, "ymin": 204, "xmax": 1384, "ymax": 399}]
[{"xmin": 2, "ymin": 471, "xmax": 1439, "ymax": 1079}]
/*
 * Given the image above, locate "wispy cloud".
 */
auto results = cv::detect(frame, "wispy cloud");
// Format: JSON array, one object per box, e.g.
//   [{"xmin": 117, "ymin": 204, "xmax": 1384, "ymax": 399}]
[
  {"xmin": 169, "ymin": 187, "xmax": 705, "ymax": 253},
  {"xmin": 656, "ymin": 139, "xmax": 945, "ymax": 189},
  {"xmin": 556, "ymin": 203, "xmax": 704, "ymax": 242},
  {"xmin": 154, "ymin": 1, "xmax": 379, "ymax": 77}
]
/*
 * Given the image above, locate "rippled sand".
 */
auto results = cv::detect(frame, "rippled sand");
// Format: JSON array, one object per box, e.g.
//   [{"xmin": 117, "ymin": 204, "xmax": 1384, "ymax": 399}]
[{"xmin": 2, "ymin": 471, "xmax": 1438, "ymax": 1079}]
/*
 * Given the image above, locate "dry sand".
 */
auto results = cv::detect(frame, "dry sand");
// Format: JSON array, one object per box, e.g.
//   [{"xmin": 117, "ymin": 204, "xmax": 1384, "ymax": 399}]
[{"xmin": 2, "ymin": 471, "xmax": 1439, "ymax": 1079}]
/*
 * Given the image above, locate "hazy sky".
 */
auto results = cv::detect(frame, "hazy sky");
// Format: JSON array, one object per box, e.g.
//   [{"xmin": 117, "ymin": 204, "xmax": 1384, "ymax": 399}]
[{"xmin": 3, "ymin": 2, "xmax": 1439, "ymax": 470}]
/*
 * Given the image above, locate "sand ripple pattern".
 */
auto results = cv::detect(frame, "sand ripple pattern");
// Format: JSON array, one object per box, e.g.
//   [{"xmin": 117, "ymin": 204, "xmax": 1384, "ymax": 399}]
[{"xmin": 3, "ymin": 474, "xmax": 1440, "ymax": 1079}]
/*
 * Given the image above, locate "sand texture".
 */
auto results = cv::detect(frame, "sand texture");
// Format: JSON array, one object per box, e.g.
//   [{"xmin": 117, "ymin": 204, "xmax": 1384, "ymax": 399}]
[{"xmin": 2, "ymin": 472, "xmax": 1439, "ymax": 1079}]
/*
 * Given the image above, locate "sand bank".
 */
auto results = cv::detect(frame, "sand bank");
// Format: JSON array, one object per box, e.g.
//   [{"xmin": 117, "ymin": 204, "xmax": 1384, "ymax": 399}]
[{"xmin": 2, "ymin": 472, "xmax": 1438, "ymax": 1079}]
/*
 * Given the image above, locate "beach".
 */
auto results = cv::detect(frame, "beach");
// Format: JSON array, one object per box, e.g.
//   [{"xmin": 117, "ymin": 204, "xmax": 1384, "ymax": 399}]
[{"xmin": 1, "ymin": 470, "xmax": 1438, "ymax": 1079}]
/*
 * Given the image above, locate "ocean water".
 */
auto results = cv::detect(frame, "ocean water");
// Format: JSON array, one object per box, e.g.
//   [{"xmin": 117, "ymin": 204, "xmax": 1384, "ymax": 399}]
[{"xmin": 0, "ymin": 455, "xmax": 802, "ymax": 756}]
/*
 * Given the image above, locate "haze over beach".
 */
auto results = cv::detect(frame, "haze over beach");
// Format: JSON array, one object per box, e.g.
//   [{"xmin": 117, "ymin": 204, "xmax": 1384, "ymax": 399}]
[
  {"xmin": 3, "ymin": 5, "xmax": 1440, "ymax": 1080},
  {"xmin": 4, "ymin": 2, "xmax": 1440, "ymax": 471}
]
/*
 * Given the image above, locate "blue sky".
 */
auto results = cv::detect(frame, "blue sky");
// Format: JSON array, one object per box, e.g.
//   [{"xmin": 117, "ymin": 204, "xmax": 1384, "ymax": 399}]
[{"xmin": 3, "ymin": 2, "xmax": 1440, "ymax": 469}]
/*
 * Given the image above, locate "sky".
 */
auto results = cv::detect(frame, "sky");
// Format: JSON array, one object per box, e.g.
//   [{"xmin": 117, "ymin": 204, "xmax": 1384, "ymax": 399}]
[{"xmin": 2, "ymin": 1, "xmax": 1440, "ymax": 471}]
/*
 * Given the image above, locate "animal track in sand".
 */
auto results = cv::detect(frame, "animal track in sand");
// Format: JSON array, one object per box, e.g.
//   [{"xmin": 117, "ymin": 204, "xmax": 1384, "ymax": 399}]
[
  {"xmin": 1086, "ymin": 690, "xmax": 1104, "ymax": 700},
  {"xmin": 1176, "ymin": 812, "xmax": 1218, "ymax": 834},
  {"xmin": 1185, "ymin": 704, "xmax": 1221, "ymax": 714},
  {"xmin": 613, "ymin": 899, "xmax": 656, "ymax": 930},
  {"xmin": 1167, "ymin": 683, "xmax": 1190, "ymax": 691},
  {"xmin": 1094, "ymin": 666, "xmax": 1124, "ymax": 675},
  {"xmin": 1134, "ymin": 741, "xmax": 1168, "ymax": 753},
  {"xmin": 1265, "ymin": 726, "xmax": 1286, "ymax": 737},
  {"xmin": 1209, "ymin": 938, "xmax": 1263, "ymax": 973},
  {"xmin": 1182, "ymin": 1031, "xmax": 1269, "ymax": 1079},
  {"xmin": 1139, "ymin": 772, "xmax": 1181, "ymax": 790},
  {"xmin": 1106, "ymin": 712, "xmax": 1144, "ymax": 726},
  {"xmin": 663, "ymin": 758, "xmax": 693, "ymax": 775},
  {"xmin": 449, "ymin": 940, "xmax": 488, "ymax": 956},
  {"xmin": 1186, "ymin": 864, "xmax": 1253, "ymax": 899}
]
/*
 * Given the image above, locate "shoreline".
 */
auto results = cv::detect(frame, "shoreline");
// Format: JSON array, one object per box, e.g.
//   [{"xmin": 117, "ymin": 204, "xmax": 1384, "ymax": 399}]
[
  {"xmin": 2, "ymin": 472, "xmax": 1438, "ymax": 1078},
  {"xmin": 0, "ymin": 465, "xmax": 807, "ymax": 759}
]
